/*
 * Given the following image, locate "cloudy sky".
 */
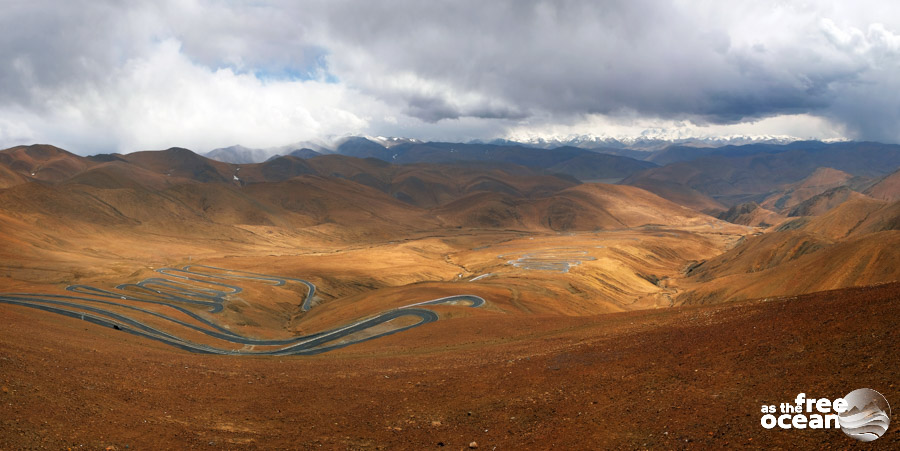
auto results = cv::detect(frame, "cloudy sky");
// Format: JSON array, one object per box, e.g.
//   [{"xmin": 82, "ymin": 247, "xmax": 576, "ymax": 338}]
[{"xmin": 1, "ymin": 0, "xmax": 899, "ymax": 154}]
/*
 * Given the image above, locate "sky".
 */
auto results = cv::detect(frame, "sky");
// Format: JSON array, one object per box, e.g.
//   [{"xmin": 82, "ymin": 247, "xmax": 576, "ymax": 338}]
[{"xmin": 1, "ymin": 0, "xmax": 899, "ymax": 154}]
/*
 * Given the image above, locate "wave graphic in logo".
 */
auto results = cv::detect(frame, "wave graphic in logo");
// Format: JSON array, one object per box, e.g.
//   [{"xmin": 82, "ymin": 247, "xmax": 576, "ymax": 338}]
[{"xmin": 839, "ymin": 388, "xmax": 891, "ymax": 442}]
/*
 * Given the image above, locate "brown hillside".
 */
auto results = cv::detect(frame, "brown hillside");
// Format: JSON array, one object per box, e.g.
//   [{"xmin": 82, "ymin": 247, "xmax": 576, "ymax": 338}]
[
  {"xmin": 0, "ymin": 180, "xmax": 306, "ymax": 244},
  {"xmin": 787, "ymin": 186, "xmax": 870, "ymax": 217},
  {"xmin": 679, "ymin": 199, "xmax": 900, "ymax": 304},
  {"xmin": 619, "ymin": 178, "xmax": 726, "ymax": 214},
  {"xmin": 302, "ymin": 156, "xmax": 578, "ymax": 208},
  {"xmin": 432, "ymin": 191, "xmax": 531, "ymax": 229},
  {"xmin": 61, "ymin": 160, "xmax": 185, "ymax": 190},
  {"xmin": 864, "ymin": 167, "xmax": 900, "ymax": 201},
  {"xmin": 759, "ymin": 167, "xmax": 853, "ymax": 213},
  {"xmin": 0, "ymin": 162, "xmax": 27, "ymax": 188},
  {"xmin": 121, "ymin": 147, "xmax": 234, "ymax": 183},
  {"xmin": 233, "ymin": 155, "xmax": 316, "ymax": 183},
  {"xmin": 685, "ymin": 230, "xmax": 834, "ymax": 283},
  {"xmin": 679, "ymin": 230, "xmax": 900, "ymax": 304},
  {"xmin": 434, "ymin": 183, "xmax": 718, "ymax": 231},
  {"xmin": 0, "ymin": 144, "xmax": 95, "ymax": 182},
  {"xmin": 237, "ymin": 155, "xmax": 577, "ymax": 209},
  {"xmin": 392, "ymin": 164, "xmax": 576, "ymax": 208},
  {"xmin": 0, "ymin": 182, "xmax": 141, "ymax": 227},
  {"xmin": 790, "ymin": 197, "xmax": 895, "ymax": 239},
  {"xmin": 241, "ymin": 175, "xmax": 439, "ymax": 234},
  {"xmin": 716, "ymin": 202, "xmax": 785, "ymax": 227},
  {"xmin": 304, "ymin": 154, "xmax": 393, "ymax": 182},
  {"xmin": 553, "ymin": 183, "xmax": 714, "ymax": 228}
]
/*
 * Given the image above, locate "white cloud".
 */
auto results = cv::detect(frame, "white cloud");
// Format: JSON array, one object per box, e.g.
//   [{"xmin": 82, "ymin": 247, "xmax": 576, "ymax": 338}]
[
  {"xmin": 106, "ymin": 39, "xmax": 379, "ymax": 151},
  {"xmin": 1, "ymin": 38, "xmax": 391, "ymax": 153}
]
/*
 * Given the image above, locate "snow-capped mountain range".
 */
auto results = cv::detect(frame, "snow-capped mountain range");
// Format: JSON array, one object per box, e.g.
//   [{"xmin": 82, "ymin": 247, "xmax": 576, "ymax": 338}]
[
  {"xmin": 497, "ymin": 133, "xmax": 807, "ymax": 151},
  {"xmin": 202, "ymin": 133, "xmax": 844, "ymax": 164}
]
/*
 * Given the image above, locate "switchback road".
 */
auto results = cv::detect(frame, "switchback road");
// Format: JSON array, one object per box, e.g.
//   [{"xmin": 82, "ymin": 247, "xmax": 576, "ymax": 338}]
[{"xmin": 0, "ymin": 265, "xmax": 484, "ymax": 355}]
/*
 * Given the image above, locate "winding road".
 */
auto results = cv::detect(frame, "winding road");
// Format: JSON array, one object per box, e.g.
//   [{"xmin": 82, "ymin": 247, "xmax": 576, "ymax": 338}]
[{"xmin": 0, "ymin": 265, "xmax": 484, "ymax": 355}]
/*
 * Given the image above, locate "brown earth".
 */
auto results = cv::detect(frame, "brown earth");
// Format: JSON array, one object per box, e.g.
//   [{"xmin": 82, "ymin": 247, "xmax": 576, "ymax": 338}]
[
  {"xmin": 0, "ymin": 144, "xmax": 96, "ymax": 184},
  {"xmin": 716, "ymin": 202, "xmax": 786, "ymax": 228},
  {"xmin": 865, "ymin": 167, "xmax": 900, "ymax": 202},
  {"xmin": 1, "ymin": 144, "xmax": 898, "ymax": 449},
  {"xmin": 678, "ymin": 197, "xmax": 900, "ymax": 304},
  {"xmin": 619, "ymin": 178, "xmax": 726, "ymax": 214},
  {"xmin": 1, "ymin": 281, "xmax": 897, "ymax": 449},
  {"xmin": 433, "ymin": 183, "xmax": 717, "ymax": 232},
  {"xmin": 758, "ymin": 167, "xmax": 855, "ymax": 214},
  {"xmin": 786, "ymin": 187, "xmax": 871, "ymax": 217},
  {"xmin": 785, "ymin": 198, "xmax": 900, "ymax": 240}
]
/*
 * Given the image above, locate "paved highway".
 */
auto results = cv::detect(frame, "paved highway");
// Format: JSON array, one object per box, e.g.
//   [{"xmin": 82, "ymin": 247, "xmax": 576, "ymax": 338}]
[{"xmin": 0, "ymin": 265, "xmax": 484, "ymax": 355}]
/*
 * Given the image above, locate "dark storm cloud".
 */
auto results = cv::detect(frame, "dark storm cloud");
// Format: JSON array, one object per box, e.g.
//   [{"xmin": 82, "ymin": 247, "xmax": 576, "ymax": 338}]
[
  {"xmin": 309, "ymin": 0, "xmax": 900, "ymax": 141},
  {"xmin": 315, "ymin": 0, "xmax": 852, "ymax": 122},
  {"xmin": 404, "ymin": 94, "xmax": 530, "ymax": 123}
]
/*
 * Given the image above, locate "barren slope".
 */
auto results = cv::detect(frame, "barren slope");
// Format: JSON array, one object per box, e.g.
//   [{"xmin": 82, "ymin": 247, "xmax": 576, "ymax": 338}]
[
  {"xmin": 787, "ymin": 186, "xmax": 871, "ymax": 217},
  {"xmin": 1, "ymin": 282, "xmax": 896, "ymax": 449},
  {"xmin": 679, "ymin": 199, "xmax": 900, "ymax": 303},
  {"xmin": 759, "ymin": 167, "xmax": 855, "ymax": 213},
  {"xmin": 864, "ymin": 167, "xmax": 900, "ymax": 201},
  {"xmin": 434, "ymin": 183, "xmax": 717, "ymax": 231},
  {"xmin": 0, "ymin": 144, "xmax": 95, "ymax": 182},
  {"xmin": 120, "ymin": 147, "xmax": 235, "ymax": 183},
  {"xmin": 716, "ymin": 202, "xmax": 786, "ymax": 227},
  {"xmin": 618, "ymin": 179, "xmax": 726, "ymax": 214}
]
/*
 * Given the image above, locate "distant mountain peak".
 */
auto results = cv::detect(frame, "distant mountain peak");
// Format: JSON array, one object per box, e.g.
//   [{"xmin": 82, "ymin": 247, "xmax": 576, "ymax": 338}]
[
  {"xmin": 501, "ymin": 132, "xmax": 804, "ymax": 151},
  {"xmin": 365, "ymin": 136, "xmax": 423, "ymax": 148}
]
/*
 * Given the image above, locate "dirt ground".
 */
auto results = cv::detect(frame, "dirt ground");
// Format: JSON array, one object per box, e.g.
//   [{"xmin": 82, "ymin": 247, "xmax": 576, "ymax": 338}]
[{"xmin": 1, "ymin": 281, "xmax": 897, "ymax": 449}]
